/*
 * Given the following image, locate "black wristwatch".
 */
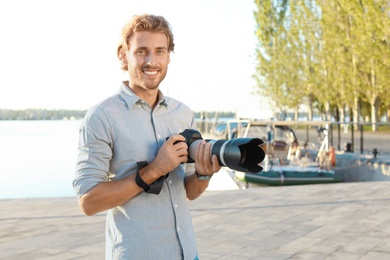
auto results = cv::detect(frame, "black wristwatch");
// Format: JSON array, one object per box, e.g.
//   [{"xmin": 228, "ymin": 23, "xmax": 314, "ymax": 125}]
[{"xmin": 195, "ymin": 171, "xmax": 212, "ymax": 181}]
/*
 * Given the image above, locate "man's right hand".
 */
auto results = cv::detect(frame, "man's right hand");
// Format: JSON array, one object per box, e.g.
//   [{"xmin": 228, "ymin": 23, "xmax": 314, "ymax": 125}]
[{"xmin": 149, "ymin": 134, "xmax": 189, "ymax": 178}]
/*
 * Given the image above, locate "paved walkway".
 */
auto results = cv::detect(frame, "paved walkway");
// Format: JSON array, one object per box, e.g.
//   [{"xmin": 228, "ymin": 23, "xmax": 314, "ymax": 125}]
[{"xmin": 1, "ymin": 181, "xmax": 390, "ymax": 259}]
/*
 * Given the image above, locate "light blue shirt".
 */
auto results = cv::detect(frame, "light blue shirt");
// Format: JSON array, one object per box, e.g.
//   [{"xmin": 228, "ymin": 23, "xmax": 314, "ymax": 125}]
[{"xmin": 73, "ymin": 82, "xmax": 198, "ymax": 259}]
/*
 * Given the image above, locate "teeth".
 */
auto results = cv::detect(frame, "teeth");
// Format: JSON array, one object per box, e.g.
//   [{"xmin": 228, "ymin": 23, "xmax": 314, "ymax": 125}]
[{"xmin": 144, "ymin": 71, "xmax": 157, "ymax": 75}]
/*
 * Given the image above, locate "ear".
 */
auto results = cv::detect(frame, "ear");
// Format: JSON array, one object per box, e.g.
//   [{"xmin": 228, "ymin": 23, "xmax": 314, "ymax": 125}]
[{"xmin": 121, "ymin": 52, "xmax": 128, "ymax": 65}]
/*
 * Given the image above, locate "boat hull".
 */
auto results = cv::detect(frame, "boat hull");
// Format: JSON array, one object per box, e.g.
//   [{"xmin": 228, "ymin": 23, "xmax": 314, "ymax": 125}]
[{"xmin": 235, "ymin": 165, "xmax": 343, "ymax": 186}]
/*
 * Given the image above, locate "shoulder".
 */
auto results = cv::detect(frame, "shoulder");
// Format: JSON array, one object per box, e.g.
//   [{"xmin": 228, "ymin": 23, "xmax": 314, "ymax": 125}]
[
  {"xmin": 87, "ymin": 92, "xmax": 127, "ymax": 116},
  {"xmin": 82, "ymin": 93, "xmax": 125, "ymax": 128}
]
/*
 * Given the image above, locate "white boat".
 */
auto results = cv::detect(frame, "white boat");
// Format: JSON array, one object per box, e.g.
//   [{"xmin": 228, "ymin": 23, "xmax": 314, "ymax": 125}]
[{"xmin": 221, "ymin": 120, "xmax": 343, "ymax": 186}]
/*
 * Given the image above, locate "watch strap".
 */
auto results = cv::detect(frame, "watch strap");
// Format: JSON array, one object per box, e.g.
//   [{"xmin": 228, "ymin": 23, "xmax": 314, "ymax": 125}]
[{"xmin": 195, "ymin": 171, "xmax": 212, "ymax": 180}]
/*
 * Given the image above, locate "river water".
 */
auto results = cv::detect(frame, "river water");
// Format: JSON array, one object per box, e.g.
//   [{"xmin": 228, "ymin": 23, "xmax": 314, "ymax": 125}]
[
  {"xmin": 0, "ymin": 120, "xmax": 81, "ymax": 199},
  {"xmin": 0, "ymin": 119, "xmax": 234, "ymax": 199}
]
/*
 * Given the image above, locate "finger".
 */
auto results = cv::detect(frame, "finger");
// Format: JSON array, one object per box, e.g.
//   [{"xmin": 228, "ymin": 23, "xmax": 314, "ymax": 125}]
[
  {"xmin": 203, "ymin": 143, "xmax": 212, "ymax": 165},
  {"xmin": 179, "ymin": 154, "xmax": 189, "ymax": 164},
  {"xmin": 167, "ymin": 134, "xmax": 186, "ymax": 145},
  {"xmin": 212, "ymin": 155, "xmax": 221, "ymax": 171},
  {"xmin": 177, "ymin": 145, "xmax": 189, "ymax": 157},
  {"xmin": 197, "ymin": 141, "xmax": 206, "ymax": 163}
]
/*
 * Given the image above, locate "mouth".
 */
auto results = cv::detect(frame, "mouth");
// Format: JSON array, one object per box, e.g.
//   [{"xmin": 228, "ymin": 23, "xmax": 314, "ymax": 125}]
[{"xmin": 142, "ymin": 70, "xmax": 158, "ymax": 75}]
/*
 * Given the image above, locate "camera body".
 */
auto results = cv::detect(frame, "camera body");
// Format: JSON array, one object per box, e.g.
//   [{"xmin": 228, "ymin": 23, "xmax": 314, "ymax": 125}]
[{"xmin": 179, "ymin": 129, "xmax": 265, "ymax": 173}]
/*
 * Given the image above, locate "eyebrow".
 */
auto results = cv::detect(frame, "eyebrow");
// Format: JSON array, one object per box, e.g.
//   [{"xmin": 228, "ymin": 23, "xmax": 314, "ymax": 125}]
[{"xmin": 136, "ymin": 46, "xmax": 168, "ymax": 51}]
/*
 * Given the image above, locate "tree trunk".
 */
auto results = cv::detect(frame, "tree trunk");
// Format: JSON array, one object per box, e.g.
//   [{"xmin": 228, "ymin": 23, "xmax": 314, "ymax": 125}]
[
  {"xmin": 308, "ymin": 104, "xmax": 313, "ymax": 121},
  {"xmin": 352, "ymin": 53, "xmax": 359, "ymax": 130},
  {"xmin": 325, "ymin": 101, "xmax": 331, "ymax": 121},
  {"xmin": 371, "ymin": 96, "xmax": 378, "ymax": 132},
  {"xmin": 308, "ymin": 94, "xmax": 315, "ymax": 121},
  {"xmin": 353, "ymin": 96, "xmax": 360, "ymax": 130},
  {"xmin": 294, "ymin": 107, "xmax": 299, "ymax": 121},
  {"xmin": 370, "ymin": 59, "xmax": 378, "ymax": 132},
  {"xmin": 338, "ymin": 105, "xmax": 345, "ymax": 123}
]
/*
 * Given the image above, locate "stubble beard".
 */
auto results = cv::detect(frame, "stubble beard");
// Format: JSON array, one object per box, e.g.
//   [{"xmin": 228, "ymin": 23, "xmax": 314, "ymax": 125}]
[
  {"xmin": 143, "ymin": 81, "xmax": 160, "ymax": 90},
  {"xmin": 142, "ymin": 69, "xmax": 167, "ymax": 91},
  {"xmin": 130, "ymin": 67, "xmax": 167, "ymax": 91}
]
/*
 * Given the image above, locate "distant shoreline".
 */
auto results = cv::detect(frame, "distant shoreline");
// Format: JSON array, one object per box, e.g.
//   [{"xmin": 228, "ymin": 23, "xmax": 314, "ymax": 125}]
[
  {"xmin": 0, "ymin": 108, "xmax": 87, "ymax": 120},
  {"xmin": 0, "ymin": 109, "xmax": 236, "ymax": 121}
]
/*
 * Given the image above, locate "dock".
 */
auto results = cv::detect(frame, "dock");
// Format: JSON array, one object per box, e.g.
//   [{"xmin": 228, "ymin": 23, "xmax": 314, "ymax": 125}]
[{"xmin": 1, "ymin": 181, "xmax": 390, "ymax": 259}]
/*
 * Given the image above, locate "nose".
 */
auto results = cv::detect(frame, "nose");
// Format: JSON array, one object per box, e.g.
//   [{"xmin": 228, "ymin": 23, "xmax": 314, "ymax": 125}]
[{"xmin": 145, "ymin": 53, "xmax": 157, "ymax": 66}]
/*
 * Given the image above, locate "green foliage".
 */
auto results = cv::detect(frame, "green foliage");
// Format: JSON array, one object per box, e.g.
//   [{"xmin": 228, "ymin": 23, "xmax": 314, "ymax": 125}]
[{"xmin": 254, "ymin": 0, "xmax": 390, "ymax": 123}]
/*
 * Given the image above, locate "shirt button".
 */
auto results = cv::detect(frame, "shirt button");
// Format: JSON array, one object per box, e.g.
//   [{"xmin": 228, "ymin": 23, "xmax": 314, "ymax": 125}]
[
  {"xmin": 174, "ymin": 204, "xmax": 178, "ymax": 208},
  {"xmin": 169, "ymin": 180, "xmax": 172, "ymax": 184},
  {"xmin": 177, "ymin": 227, "xmax": 181, "ymax": 232},
  {"xmin": 157, "ymin": 134, "xmax": 161, "ymax": 139}
]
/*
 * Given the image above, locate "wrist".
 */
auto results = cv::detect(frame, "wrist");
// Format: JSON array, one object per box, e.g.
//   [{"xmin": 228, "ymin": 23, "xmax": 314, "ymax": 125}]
[
  {"xmin": 135, "ymin": 161, "xmax": 169, "ymax": 195},
  {"xmin": 147, "ymin": 161, "xmax": 168, "ymax": 179},
  {"xmin": 194, "ymin": 170, "xmax": 213, "ymax": 181}
]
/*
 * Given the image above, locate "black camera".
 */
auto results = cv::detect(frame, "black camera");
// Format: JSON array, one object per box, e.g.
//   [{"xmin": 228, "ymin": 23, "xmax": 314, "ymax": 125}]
[{"xmin": 179, "ymin": 129, "xmax": 265, "ymax": 173}]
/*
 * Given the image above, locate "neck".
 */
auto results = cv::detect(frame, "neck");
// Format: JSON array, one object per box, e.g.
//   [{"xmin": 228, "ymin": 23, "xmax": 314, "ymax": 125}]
[{"xmin": 125, "ymin": 81, "xmax": 159, "ymax": 109}]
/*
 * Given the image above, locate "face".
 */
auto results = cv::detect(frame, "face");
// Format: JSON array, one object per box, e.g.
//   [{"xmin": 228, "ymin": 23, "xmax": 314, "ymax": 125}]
[{"xmin": 124, "ymin": 31, "xmax": 170, "ymax": 92}]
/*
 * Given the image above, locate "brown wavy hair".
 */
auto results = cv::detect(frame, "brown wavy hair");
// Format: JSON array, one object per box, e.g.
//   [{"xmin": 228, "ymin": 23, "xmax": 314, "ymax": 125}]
[{"xmin": 117, "ymin": 14, "xmax": 175, "ymax": 71}]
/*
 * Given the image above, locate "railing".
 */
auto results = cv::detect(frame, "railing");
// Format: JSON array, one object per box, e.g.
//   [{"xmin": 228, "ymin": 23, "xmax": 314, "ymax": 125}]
[
  {"xmin": 199, "ymin": 119, "xmax": 390, "ymax": 156},
  {"xmin": 328, "ymin": 122, "xmax": 390, "ymax": 155},
  {"xmin": 288, "ymin": 122, "xmax": 390, "ymax": 155}
]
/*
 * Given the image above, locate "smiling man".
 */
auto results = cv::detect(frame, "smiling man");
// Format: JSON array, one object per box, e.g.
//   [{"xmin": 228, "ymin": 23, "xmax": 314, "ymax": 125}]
[{"xmin": 73, "ymin": 14, "xmax": 221, "ymax": 260}]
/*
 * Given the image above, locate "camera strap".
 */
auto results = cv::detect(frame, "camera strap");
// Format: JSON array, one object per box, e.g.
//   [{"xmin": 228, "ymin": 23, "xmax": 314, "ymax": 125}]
[{"xmin": 147, "ymin": 175, "xmax": 168, "ymax": 194}]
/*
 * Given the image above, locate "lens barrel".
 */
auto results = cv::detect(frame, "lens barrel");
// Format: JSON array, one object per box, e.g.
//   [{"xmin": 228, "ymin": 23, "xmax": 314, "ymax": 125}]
[
  {"xmin": 209, "ymin": 138, "xmax": 265, "ymax": 173},
  {"xmin": 182, "ymin": 129, "xmax": 265, "ymax": 173}
]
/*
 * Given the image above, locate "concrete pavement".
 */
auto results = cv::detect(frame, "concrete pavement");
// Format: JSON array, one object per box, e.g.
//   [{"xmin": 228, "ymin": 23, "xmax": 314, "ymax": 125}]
[{"xmin": 1, "ymin": 181, "xmax": 390, "ymax": 259}]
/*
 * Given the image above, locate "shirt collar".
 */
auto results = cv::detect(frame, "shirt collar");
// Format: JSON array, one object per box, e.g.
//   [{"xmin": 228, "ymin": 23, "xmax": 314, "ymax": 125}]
[
  {"xmin": 156, "ymin": 90, "xmax": 168, "ymax": 108},
  {"xmin": 119, "ymin": 81, "xmax": 168, "ymax": 109}
]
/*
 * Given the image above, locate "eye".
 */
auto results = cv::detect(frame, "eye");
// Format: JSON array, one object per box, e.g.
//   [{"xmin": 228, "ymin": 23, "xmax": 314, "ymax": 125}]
[
  {"xmin": 136, "ymin": 49, "xmax": 147, "ymax": 56},
  {"xmin": 157, "ymin": 49, "xmax": 166, "ymax": 55}
]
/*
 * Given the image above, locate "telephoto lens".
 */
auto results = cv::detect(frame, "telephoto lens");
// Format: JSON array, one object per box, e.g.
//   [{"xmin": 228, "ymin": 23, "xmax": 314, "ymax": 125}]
[{"xmin": 179, "ymin": 129, "xmax": 265, "ymax": 173}]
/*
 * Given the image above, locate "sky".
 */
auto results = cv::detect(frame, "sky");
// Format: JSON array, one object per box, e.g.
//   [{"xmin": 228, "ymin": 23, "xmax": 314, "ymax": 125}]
[{"xmin": 0, "ymin": 0, "xmax": 272, "ymax": 114}]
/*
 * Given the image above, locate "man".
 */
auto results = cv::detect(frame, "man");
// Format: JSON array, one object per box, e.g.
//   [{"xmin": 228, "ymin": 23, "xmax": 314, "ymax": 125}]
[{"xmin": 73, "ymin": 14, "xmax": 221, "ymax": 259}]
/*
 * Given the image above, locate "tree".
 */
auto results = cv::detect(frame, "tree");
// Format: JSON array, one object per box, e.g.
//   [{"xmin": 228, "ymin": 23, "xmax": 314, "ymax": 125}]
[{"xmin": 253, "ymin": 0, "xmax": 390, "ymax": 130}]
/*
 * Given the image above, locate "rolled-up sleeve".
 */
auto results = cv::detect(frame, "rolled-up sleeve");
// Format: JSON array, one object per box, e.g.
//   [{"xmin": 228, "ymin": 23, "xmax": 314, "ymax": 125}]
[{"xmin": 73, "ymin": 107, "xmax": 113, "ymax": 198}]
